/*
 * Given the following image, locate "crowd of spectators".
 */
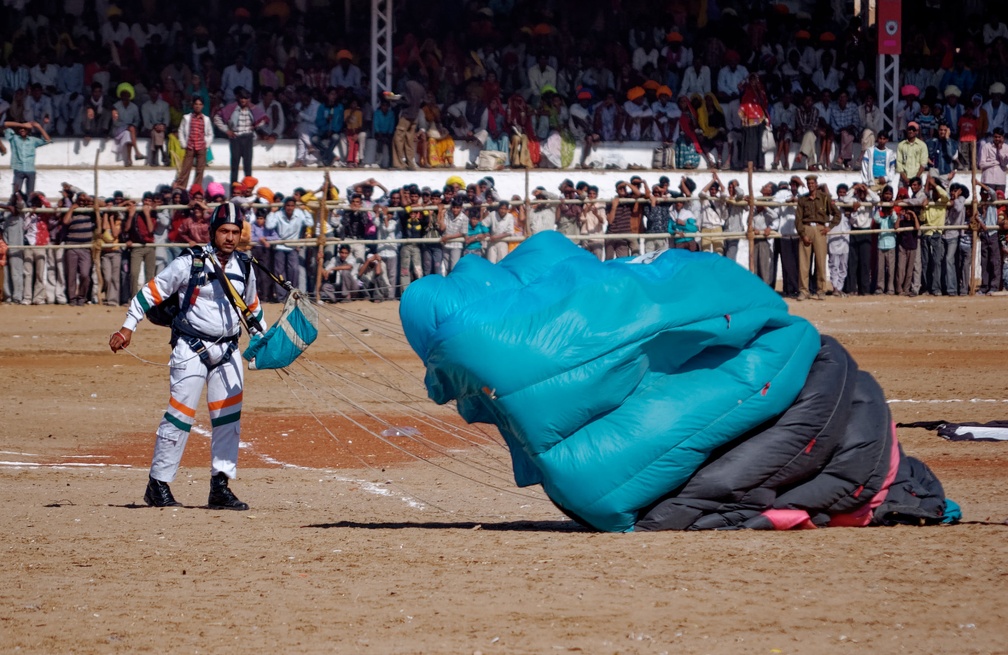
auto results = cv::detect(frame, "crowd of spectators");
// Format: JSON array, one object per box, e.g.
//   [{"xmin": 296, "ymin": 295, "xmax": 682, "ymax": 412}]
[
  {"xmin": 3, "ymin": 0, "xmax": 1008, "ymax": 178},
  {"xmin": 2, "ymin": 167, "xmax": 1007, "ymax": 308},
  {"xmin": 3, "ymin": 1, "xmax": 1008, "ymax": 306}
]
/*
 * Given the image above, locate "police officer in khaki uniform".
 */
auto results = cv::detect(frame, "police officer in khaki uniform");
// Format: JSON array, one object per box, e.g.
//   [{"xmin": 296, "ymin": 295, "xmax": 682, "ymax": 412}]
[{"xmin": 795, "ymin": 174, "xmax": 841, "ymax": 300}]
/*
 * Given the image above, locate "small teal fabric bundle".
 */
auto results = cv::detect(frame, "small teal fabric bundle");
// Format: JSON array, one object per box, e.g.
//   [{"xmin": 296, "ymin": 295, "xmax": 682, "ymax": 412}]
[{"xmin": 244, "ymin": 293, "xmax": 319, "ymax": 370}]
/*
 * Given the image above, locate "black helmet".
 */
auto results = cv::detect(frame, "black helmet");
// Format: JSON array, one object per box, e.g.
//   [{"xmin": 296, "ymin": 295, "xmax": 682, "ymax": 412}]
[{"xmin": 210, "ymin": 201, "xmax": 244, "ymax": 240}]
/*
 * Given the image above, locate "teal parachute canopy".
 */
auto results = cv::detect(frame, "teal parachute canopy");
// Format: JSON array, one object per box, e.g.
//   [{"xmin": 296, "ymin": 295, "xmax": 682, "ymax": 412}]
[{"xmin": 400, "ymin": 232, "xmax": 822, "ymax": 532}]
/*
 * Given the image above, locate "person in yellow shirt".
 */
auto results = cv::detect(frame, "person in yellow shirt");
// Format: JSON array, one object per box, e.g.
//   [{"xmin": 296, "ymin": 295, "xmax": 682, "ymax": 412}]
[
  {"xmin": 917, "ymin": 175, "xmax": 949, "ymax": 295},
  {"xmin": 896, "ymin": 121, "xmax": 929, "ymax": 188}
]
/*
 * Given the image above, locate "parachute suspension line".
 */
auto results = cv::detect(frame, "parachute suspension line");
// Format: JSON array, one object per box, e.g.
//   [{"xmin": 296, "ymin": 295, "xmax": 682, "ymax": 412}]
[
  {"xmin": 291, "ymin": 359, "xmax": 541, "ymax": 496},
  {"xmin": 314, "ymin": 301, "xmax": 410, "ymax": 345},
  {"xmin": 286, "ymin": 360, "xmax": 549, "ymax": 504},
  {"xmin": 298, "ymin": 356, "xmax": 510, "ymax": 458},
  {"xmin": 310, "ymin": 302, "xmax": 512, "ymax": 450},
  {"xmin": 275, "ymin": 364, "xmax": 454, "ymax": 514},
  {"xmin": 296, "ymin": 359, "xmax": 516, "ymax": 479}
]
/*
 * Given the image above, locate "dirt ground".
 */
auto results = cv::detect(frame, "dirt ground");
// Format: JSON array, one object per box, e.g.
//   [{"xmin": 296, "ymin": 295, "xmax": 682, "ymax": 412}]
[{"xmin": 1, "ymin": 294, "xmax": 1007, "ymax": 654}]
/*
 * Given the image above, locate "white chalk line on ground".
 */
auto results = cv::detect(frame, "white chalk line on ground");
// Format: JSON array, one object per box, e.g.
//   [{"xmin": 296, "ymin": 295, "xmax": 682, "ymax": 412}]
[
  {"xmin": 888, "ymin": 399, "xmax": 1008, "ymax": 404},
  {"xmin": 197, "ymin": 425, "xmax": 426, "ymax": 509}
]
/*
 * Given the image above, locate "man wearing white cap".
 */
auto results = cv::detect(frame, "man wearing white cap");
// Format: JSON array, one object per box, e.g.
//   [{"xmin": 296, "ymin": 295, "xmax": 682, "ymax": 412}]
[
  {"xmin": 941, "ymin": 86, "xmax": 964, "ymax": 139},
  {"xmin": 982, "ymin": 83, "xmax": 1008, "ymax": 135},
  {"xmin": 979, "ymin": 128, "xmax": 1008, "ymax": 193}
]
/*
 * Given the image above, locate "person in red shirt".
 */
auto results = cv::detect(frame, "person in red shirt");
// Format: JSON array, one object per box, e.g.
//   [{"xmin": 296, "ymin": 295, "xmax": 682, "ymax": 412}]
[
  {"xmin": 957, "ymin": 97, "xmax": 985, "ymax": 171},
  {"xmin": 173, "ymin": 97, "xmax": 214, "ymax": 190},
  {"xmin": 124, "ymin": 194, "xmax": 157, "ymax": 296}
]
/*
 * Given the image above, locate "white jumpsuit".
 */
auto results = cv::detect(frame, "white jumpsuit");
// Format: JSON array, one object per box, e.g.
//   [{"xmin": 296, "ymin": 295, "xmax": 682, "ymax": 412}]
[{"xmin": 122, "ymin": 247, "xmax": 264, "ymax": 483}]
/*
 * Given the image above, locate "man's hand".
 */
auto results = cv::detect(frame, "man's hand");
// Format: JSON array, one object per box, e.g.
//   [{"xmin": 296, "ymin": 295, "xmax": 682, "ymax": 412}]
[
  {"xmin": 819, "ymin": 226, "xmax": 828, "ymax": 236},
  {"xmin": 109, "ymin": 329, "xmax": 132, "ymax": 352}
]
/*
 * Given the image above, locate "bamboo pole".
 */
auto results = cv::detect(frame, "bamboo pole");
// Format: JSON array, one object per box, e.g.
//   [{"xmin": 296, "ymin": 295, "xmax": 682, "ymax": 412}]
[
  {"xmin": 92, "ymin": 151, "xmax": 104, "ymax": 304},
  {"xmin": 747, "ymin": 162, "xmax": 756, "ymax": 274},
  {"xmin": 315, "ymin": 173, "xmax": 330, "ymax": 303},
  {"xmin": 969, "ymin": 140, "xmax": 980, "ymax": 295}
]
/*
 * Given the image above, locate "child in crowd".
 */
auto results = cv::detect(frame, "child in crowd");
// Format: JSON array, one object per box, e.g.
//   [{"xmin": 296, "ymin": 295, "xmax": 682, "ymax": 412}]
[
  {"xmin": 464, "ymin": 207, "xmax": 489, "ymax": 257},
  {"xmin": 874, "ymin": 185, "xmax": 899, "ymax": 294}
]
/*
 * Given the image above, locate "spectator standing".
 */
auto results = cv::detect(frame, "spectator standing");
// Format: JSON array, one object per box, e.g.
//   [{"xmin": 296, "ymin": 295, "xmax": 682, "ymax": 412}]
[
  {"xmin": 463, "ymin": 207, "xmax": 489, "ymax": 258},
  {"xmin": 61, "ymin": 192, "xmax": 98, "ymax": 306},
  {"xmin": 438, "ymin": 195, "xmax": 468, "ymax": 273},
  {"xmin": 4, "ymin": 120, "xmax": 51, "ymax": 196},
  {"xmin": 486, "ymin": 201, "xmax": 515, "ymax": 264},
  {"xmin": 862, "ymin": 131, "xmax": 897, "ymax": 190},
  {"xmin": 918, "ymin": 175, "xmax": 950, "ymax": 296},
  {"xmin": 579, "ymin": 186, "xmax": 606, "ymax": 261},
  {"xmin": 250, "ymin": 203, "xmax": 278, "ymax": 303},
  {"xmin": 697, "ymin": 176, "xmax": 725, "ymax": 254},
  {"xmin": 827, "ymin": 183, "xmax": 851, "ymax": 296},
  {"xmin": 607, "ymin": 181, "xmax": 636, "ymax": 260},
  {"xmin": 978, "ymin": 128, "xmax": 1008, "ymax": 193},
  {"xmin": 929, "ymin": 123, "xmax": 959, "ymax": 177},
  {"xmin": 20, "ymin": 195, "xmax": 48, "ymax": 305},
  {"xmin": 738, "ymin": 73, "xmax": 769, "ymax": 171},
  {"xmin": 976, "ymin": 184, "xmax": 1003, "ymax": 294},
  {"xmin": 896, "ymin": 121, "xmax": 929, "ymax": 188},
  {"xmin": 795, "ymin": 174, "xmax": 840, "ymax": 300},
  {"xmin": 874, "ymin": 186, "xmax": 898, "ymax": 295},
  {"xmin": 173, "ymin": 97, "xmax": 213, "ymax": 190},
  {"xmin": 2, "ymin": 192, "xmax": 26, "ymax": 303},
  {"xmin": 265, "ymin": 197, "xmax": 314, "ymax": 302},
  {"xmin": 752, "ymin": 182, "xmax": 778, "ymax": 286},
  {"xmin": 293, "ymin": 87, "xmax": 321, "ymax": 166},
  {"xmin": 391, "ymin": 70, "xmax": 427, "ymax": 170},
  {"xmin": 99, "ymin": 199, "xmax": 124, "ymax": 305},
  {"xmin": 527, "ymin": 186, "xmax": 556, "ymax": 235},
  {"xmin": 214, "ymin": 88, "xmax": 267, "ymax": 184},
  {"xmin": 374, "ymin": 203, "xmax": 400, "ymax": 299},
  {"xmin": 847, "ymin": 183, "xmax": 880, "ymax": 295},
  {"xmin": 124, "ymin": 194, "xmax": 157, "ymax": 296},
  {"xmin": 945, "ymin": 183, "xmax": 969, "ymax": 295}
]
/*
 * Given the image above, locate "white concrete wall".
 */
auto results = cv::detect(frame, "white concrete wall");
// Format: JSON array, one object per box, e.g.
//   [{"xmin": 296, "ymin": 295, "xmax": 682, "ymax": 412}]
[{"xmin": 0, "ymin": 137, "xmax": 868, "ymax": 201}]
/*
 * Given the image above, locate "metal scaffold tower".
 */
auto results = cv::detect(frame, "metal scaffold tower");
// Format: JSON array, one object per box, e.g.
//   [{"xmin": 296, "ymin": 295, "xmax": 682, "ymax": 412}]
[
  {"xmin": 370, "ymin": 0, "xmax": 393, "ymax": 108},
  {"xmin": 878, "ymin": 54, "xmax": 899, "ymax": 136}
]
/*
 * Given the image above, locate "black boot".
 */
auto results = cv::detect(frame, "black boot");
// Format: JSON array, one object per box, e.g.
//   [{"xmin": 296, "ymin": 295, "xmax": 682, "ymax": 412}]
[
  {"xmin": 208, "ymin": 472, "xmax": 249, "ymax": 510},
  {"xmin": 144, "ymin": 476, "xmax": 182, "ymax": 507}
]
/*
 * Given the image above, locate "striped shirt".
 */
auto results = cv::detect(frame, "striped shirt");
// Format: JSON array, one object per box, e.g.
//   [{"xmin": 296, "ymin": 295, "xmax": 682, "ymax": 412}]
[
  {"xmin": 64, "ymin": 211, "xmax": 96, "ymax": 243},
  {"xmin": 189, "ymin": 113, "xmax": 205, "ymax": 150},
  {"xmin": 233, "ymin": 107, "xmax": 253, "ymax": 135}
]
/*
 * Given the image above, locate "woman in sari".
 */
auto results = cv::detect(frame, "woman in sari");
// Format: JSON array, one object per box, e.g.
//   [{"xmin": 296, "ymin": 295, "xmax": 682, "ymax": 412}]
[
  {"xmin": 738, "ymin": 73, "xmax": 770, "ymax": 170},
  {"xmin": 506, "ymin": 93, "xmax": 538, "ymax": 168},
  {"xmin": 484, "ymin": 94, "xmax": 509, "ymax": 153},
  {"xmin": 420, "ymin": 92, "xmax": 455, "ymax": 168},
  {"xmin": 695, "ymin": 93, "xmax": 728, "ymax": 169},
  {"xmin": 674, "ymin": 95, "xmax": 708, "ymax": 169}
]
